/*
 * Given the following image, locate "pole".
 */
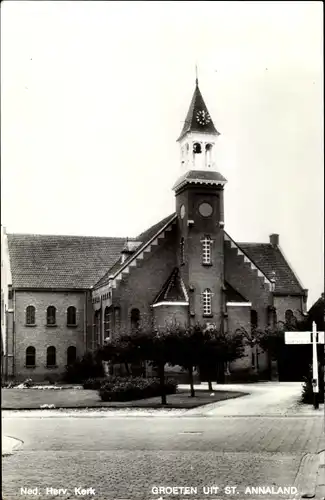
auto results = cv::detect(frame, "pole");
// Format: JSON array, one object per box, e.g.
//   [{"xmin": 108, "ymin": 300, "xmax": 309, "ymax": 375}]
[{"xmin": 312, "ymin": 321, "xmax": 319, "ymax": 410}]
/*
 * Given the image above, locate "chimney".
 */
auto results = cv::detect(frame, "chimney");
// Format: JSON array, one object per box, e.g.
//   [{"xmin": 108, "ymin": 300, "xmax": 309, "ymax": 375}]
[{"xmin": 269, "ymin": 234, "xmax": 279, "ymax": 246}]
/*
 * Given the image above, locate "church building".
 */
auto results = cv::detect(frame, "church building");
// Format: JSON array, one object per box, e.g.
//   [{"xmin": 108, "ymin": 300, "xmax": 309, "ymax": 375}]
[{"xmin": 1, "ymin": 77, "xmax": 308, "ymax": 382}]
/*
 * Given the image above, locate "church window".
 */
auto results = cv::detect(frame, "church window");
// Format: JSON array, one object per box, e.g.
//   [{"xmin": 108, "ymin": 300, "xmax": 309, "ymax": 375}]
[
  {"xmin": 180, "ymin": 238, "xmax": 185, "ymax": 265},
  {"xmin": 205, "ymin": 143, "xmax": 213, "ymax": 167},
  {"xmin": 26, "ymin": 346, "xmax": 36, "ymax": 367},
  {"xmin": 285, "ymin": 309, "xmax": 296, "ymax": 326},
  {"xmin": 201, "ymin": 235, "xmax": 212, "ymax": 265},
  {"xmin": 67, "ymin": 346, "xmax": 76, "ymax": 365},
  {"xmin": 131, "ymin": 308, "xmax": 141, "ymax": 330},
  {"xmin": 193, "ymin": 142, "xmax": 202, "ymax": 154},
  {"xmin": 104, "ymin": 307, "xmax": 111, "ymax": 338},
  {"xmin": 203, "ymin": 289, "xmax": 212, "ymax": 316},
  {"xmin": 26, "ymin": 305, "xmax": 36, "ymax": 325},
  {"xmin": 67, "ymin": 306, "xmax": 76, "ymax": 326},
  {"xmin": 46, "ymin": 346, "xmax": 56, "ymax": 367},
  {"xmin": 47, "ymin": 306, "xmax": 56, "ymax": 325},
  {"xmin": 251, "ymin": 310, "xmax": 258, "ymax": 329}
]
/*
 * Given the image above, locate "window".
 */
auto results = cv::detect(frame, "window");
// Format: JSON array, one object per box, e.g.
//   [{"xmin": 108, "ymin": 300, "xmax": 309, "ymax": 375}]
[
  {"xmin": 94, "ymin": 310, "xmax": 101, "ymax": 346},
  {"xmin": 104, "ymin": 307, "xmax": 111, "ymax": 338},
  {"xmin": 67, "ymin": 306, "xmax": 76, "ymax": 326},
  {"xmin": 193, "ymin": 142, "xmax": 202, "ymax": 154},
  {"xmin": 201, "ymin": 235, "xmax": 212, "ymax": 265},
  {"xmin": 285, "ymin": 309, "xmax": 296, "ymax": 327},
  {"xmin": 250, "ymin": 310, "xmax": 258, "ymax": 329},
  {"xmin": 131, "ymin": 308, "xmax": 140, "ymax": 330},
  {"xmin": 26, "ymin": 305, "xmax": 36, "ymax": 325},
  {"xmin": 46, "ymin": 346, "xmax": 56, "ymax": 367},
  {"xmin": 47, "ymin": 306, "xmax": 56, "ymax": 325},
  {"xmin": 180, "ymin": 238, "xmax": 185, "ymax": 265},
  {"xmin": 203, "ymin": 289, "xmax": 212, "ymax": 316},
  {"xmin": 114, "ymin": 307, "xmax": 120, "ymax": 332},
  {"xmin": 67, "ymin": 346, "xmax": 76, "ymax": 365},
  {"xmin": 26, "ymin": 346, "xmax": 36, "ymax": 367},
  {"xmin": 205, "ymin": 143, "xmax": 213, "ymax": 167}
]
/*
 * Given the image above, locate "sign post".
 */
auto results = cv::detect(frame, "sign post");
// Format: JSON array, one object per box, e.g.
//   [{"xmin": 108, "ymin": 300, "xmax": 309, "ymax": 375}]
[{"xmin": 285, "ymin": 321, "xmax": 324, "ymax": 410}]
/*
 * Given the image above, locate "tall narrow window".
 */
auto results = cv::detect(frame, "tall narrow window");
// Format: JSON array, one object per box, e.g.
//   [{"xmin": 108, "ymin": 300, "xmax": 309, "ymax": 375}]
[
  {"xmin": 251, "ymin": 310, "xmax": 258, "ymax": 329},
  {"xmin": 285, "ymin": 309, "xmax": 294, "ymax": 325},
  {"xmin": 201, "ymin": 235, "xmax": 212, "ymax": 265},
  {"xmin": 131, "ymin": 308, "xmax": 140, "ymax": 330},
  {"xmin": 26, "ymin": 346, "xmax": 36, "ymax": 367},
  {"xmin": 114, "ymin": 307, "xmax": 120, "ymax": 333},
  {"xmin": 67, "ymin": 346, "xmax": 76, "ymax": 365},
  {"xmin": 104, "ymin": 307, "xmax": 111, "ymax": 338},
  {"xmin": 205, "ymin": 143, "xmax": 213, "ymax": 167},
  {"xmin": 47, "ymin": 306, "xmax": 56, "ymax": 325},
  {"xmin": 67, "ymin": 306, "xmax": 76, "ymax": 326},
  {"xmin": 94, "ymin": 310, "xmax": 101, "ymax": 346},
  {"xmin": 203, "ymin": 289, "xmax": 212, "ymax": 316},
  {"xmin": 46, "ymin": 346, "xmax": 56, "ymax": 367},
  {"xmin": 180, "ymin": 237, "xmax": 185, "ymax": 265},
  {"xmin": 193, "ymin": 142, "xmax": 202, "ymax": 154},
  {"xmin": 26, "ymin": 306, "xmax": 36, "ymax": 325}
]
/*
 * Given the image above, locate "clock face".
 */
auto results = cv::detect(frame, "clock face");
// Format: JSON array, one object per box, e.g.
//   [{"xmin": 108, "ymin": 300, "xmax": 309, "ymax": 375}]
[
  {"xmin": 196, "ymin": 110, "xmax": 211, "ymax": 126},
  {"xmin": 180, "ymin": 204, "xmax": 186, "ymax": 219},
  {"xmin": 199, "ymin": 202, "xmax": 213, "ymax": 217}
]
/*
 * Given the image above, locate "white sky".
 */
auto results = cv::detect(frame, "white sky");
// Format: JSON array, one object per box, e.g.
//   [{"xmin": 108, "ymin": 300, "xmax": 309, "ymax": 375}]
[{"xmin": 1, "ymin": 1, "xmax": 323, "ymax": 307}]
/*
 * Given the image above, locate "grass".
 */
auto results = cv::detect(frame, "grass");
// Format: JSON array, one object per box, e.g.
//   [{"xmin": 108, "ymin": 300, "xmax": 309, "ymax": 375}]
[{"xmin": 1, "ymin": 388, "xmax": 247, "ymax": 410}]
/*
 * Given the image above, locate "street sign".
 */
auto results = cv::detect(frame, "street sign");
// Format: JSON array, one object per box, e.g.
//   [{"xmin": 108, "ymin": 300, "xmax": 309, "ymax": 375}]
[{"xmin": 285, "ymin": 331, "xmax": 324, "ymax": 345}]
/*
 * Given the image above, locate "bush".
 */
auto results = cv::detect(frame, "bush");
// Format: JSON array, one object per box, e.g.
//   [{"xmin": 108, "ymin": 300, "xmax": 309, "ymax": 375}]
[
  {"xmin": 83, "ymin": 377, "xmax": 107, "ymax": 390},
  {"xmin": 99, "ymin": 376, "xmax": 177, "ymax": 402},
  {"xmin": 301, "ymin": 365, "xmax": 324, "ymax": 404},
  {"xmin": 64, "ymin": 351, "xmax": 105, "ymax": 383}
]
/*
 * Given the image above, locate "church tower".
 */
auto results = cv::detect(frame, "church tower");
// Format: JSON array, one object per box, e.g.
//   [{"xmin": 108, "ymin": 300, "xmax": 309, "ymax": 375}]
[{"xmin": 173, "ymin": 76, "xmax": 227, "ymax": 326}]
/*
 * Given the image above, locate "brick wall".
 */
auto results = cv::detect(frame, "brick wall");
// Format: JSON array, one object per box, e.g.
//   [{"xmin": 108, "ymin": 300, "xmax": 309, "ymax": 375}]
[
  {"xmin": 14, "ymin": 290, "xmax": 87, "ymax": 381},
  {"xmin": 153, "ymin": 304, "xmax": 188, "ymax": 329},
  {"xmin": 273, "ymin": 295, "xmax": 304, "ymax": 324}
]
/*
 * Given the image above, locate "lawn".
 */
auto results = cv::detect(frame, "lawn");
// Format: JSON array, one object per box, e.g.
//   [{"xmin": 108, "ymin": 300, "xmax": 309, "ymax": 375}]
[{"xmin": 1, "ymin": 388, "xmax": 247, "ymax": 410}]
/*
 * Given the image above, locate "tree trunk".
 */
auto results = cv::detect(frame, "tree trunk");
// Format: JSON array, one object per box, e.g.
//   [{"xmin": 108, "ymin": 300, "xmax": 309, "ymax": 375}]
[
  {"xmin": 208, "ymin": 379, "xmax": 213, "ymax": 392},
  {"xmin": 158, "ymin": 361, "xmax": 167, "ymax": 405},
  {"xmin": 188, "ymin": 365, "xmax": 195, "ymax": 397}
]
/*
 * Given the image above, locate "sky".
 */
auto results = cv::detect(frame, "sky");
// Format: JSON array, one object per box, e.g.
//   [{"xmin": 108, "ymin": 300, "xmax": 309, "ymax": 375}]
[{"xmin": 1, "ymin": 1, "xmax": 323, "ymax": 307}]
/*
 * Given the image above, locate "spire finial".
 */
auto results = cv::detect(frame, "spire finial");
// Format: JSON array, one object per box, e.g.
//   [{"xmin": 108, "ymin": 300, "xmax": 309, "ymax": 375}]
[{"xmin": 195, "ymin": 64, "xmax": 199, "ymax": 86}]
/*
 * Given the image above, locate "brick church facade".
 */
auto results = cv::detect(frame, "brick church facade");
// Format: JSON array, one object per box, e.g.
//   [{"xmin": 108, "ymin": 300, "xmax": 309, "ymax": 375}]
[{"xmin": 1, "ymin": 78, "xmax": 308, "ymax": 382}]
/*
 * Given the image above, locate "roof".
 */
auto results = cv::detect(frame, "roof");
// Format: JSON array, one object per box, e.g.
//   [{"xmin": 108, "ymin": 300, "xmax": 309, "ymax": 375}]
[
  {"xmin": 94, "ymin": 213, "xmax": 177, "ymax": 289},
  {"xmin": 177, "ymin": 81, "xmax": 220, "ymax": 141},
  {"xmin": 7, "ymin": 234, "xmax": 126, "ymax": 289},
  {"xmin": 173, "ymin": 170, "xmax": 227, "ymax": 191},
  {"xmin": 224, "ymin": 282, "xmax": 248, "ymax": 303},
  {"xmin": 153, "ymin": 268, "xmax": 188, "ymax": 304},
  {"xmin": 238, "ymin": 242, "xmax": 304, "ymax": 294}
]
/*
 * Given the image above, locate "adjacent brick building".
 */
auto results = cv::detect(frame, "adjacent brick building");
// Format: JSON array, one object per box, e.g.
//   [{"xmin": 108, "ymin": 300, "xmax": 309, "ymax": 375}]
[{"xmin": 1, "ymin": 78, "xmax": 308, "ymax": 382}]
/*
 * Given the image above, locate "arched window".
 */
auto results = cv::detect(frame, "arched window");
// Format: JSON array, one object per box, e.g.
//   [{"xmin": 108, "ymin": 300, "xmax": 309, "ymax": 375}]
[
  {"xmin": 131, "ymin": 308, "xmax": 140, "ymax": 330},
  {"xmin": 201, "ymin": 235, "xmax": 212, "ymax": 265},
  {"xmin": 193, "ymin": 142, "xmax": 202, "ymax": 154},
  {"xmin": 67, "ymin": 306, "xmax": 76, "ymax": 326},
  {"xmin": 203, "ymin": 289, "xmax": 212, "ymax": 316},
  {"xmin": 46, "ymin": 346, "xmax": 56, "ymax": 367},
  {"xmin": 205, "ymin": 143, "xmax": 213, "ymax": 167},
  {"xmin": 180, "ymin": 238, "xmax": 185, "ymax": 265},
  {"xmin": 26, "ymin": 346, "xmax": 36, "ymax": 367},
  {"xmin": 26, "ymin": 306, "xmax": 36, "ymax": 325},
  {"xmin": 67, "ymin": 346, "xmax": 76, "ymax": 365},
  {"xmin": 104, "ymin": 307, "xmax": 111, "ymax": 338},
  {"xmin": 47, "ymin": 306, "xmax": 56, "ymax": 325},
  {"xmin": 251, "ymin": 310, "xmax": 258, "ymax": 329}
]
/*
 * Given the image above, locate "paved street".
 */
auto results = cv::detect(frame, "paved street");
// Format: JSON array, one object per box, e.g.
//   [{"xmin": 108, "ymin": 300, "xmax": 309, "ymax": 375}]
[{"xmin": 2, "ymin": 383, "xmax": 324, "ymax": 500}]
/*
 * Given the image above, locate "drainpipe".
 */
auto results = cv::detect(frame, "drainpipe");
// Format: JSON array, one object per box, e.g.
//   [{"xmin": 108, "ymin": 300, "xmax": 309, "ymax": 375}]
[
  {"xmin": 84, "ymin": 291, "xmax": 87, "ymax": 354},
  {"xmin": 12, "ymin": 290, "xmax": 16, "ymax": 378}
]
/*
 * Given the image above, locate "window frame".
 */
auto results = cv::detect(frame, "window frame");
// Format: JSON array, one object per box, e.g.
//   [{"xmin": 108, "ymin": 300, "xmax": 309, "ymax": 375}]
[
  {"xmin": 130, "ymin": 308, "xmax": 141, "ymax": 331},
  {"xmin": 26, "ymin": 346, "xmax": 36, "ymax": 367},
  {"xmin": 201, "ymin": 235, "xmax": 212, "ymax": 266},
  {"xmin": 26, "ymin": 305, "xmax": 36, "ymax": 326},
  {"xmin": 46, "ymin": 346, "xmax": 56, "ymax": 368},
  {"xmin": 67, "ymin": 306, "xmax": 77, "ymax": 326},
  {"xmin": 104, "ymin": 306, "xmax": 111, "ymax": 338},
  {"xmin": 46, "ymin": 306, "xmax": 57, "ymax": 326},
  {"xmin": 202, "ymin": 288, "xmax": 212, "ymax": 317},
  {"xmin": 67, "ymin": 346, "xmax": 77, "ymax": 366}
]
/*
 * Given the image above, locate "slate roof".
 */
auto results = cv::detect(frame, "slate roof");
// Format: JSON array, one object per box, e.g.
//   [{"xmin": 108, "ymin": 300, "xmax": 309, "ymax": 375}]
[
  {"xmin": 178, "ymin": 81, "xmax": 220, "ymax": 141},
  {"xmin": 173, "ymin": 170, "xmax": 227, "ymax": 191},
  {"xmin": 94, "ymin": 213, "xmax": 177, "ymax": 289},
  {"xmin": 153, "ymin": 268, "xmax": 188, "ymax": 304},
  {"xmin": 238, "ymin": 243, "xmax": 304, "ymax": 294},
  {"xmin": 7, "ymin": 234, "xmax": 126, "ymax": 289}
]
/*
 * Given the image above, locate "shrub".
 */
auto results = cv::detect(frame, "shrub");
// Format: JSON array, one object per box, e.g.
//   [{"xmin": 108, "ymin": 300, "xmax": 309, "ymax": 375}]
[
  {"xmin": 64, "ymin": 351, "xmax": 105, "ymax": 383},
  {"xmin": 301, "ymin": 364, "xmax": 324, "ymax": 404},
  {"xmin": 83, "ymin": 377, "xmax": 107, "ymax": 390},
  {"xmin": 99, "ymin": 376, "xmax": 177, "ymax": 402}
]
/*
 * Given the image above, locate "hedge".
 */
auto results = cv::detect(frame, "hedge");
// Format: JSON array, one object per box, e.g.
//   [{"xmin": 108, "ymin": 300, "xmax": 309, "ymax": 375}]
[{"xmin": 98, "ymin": 376, "xmax": 177, "ymax": 402}]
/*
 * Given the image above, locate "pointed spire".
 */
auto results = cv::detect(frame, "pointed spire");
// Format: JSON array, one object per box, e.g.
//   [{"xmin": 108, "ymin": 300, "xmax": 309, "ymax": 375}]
[{"xmin": 177, "ymin": 76, "xmax": 220, "ymax": 142}]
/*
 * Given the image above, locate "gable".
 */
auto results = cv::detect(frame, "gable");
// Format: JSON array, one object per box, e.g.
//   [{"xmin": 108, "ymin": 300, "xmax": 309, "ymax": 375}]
[{"xmin": 153, "ymin": 268, "xmax": 189, "ymax": 305}]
